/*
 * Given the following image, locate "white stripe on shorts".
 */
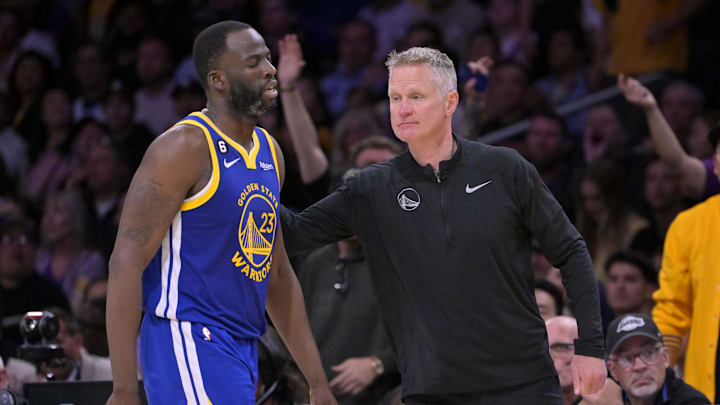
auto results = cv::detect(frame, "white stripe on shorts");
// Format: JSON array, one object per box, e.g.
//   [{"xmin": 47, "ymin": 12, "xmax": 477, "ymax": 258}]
[
  {"xmin": 170, "ymin": 319, "xmax": 197, "ymax": 405},
  {"xmin": 182, "ymin": 321, "xmax": 210, "ymax": 405}
]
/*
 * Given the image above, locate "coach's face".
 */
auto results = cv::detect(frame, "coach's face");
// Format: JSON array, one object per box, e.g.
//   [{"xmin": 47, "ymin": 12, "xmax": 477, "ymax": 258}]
[
  {"xmin": 388, "ymin": 64, "xmax": 457, "ymax": 145},
  {"xmin": 220, "ymin": 29, "xmax": 278, "ymax": 117}
]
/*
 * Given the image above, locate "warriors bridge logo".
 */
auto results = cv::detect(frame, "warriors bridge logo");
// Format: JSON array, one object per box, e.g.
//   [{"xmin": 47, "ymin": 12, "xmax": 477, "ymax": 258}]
[{"xmin": 232, "ymin": 182, "xmax": 278, "ymax": 282}]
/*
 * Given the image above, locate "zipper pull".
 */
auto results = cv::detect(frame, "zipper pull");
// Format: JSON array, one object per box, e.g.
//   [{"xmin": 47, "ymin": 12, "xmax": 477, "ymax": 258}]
[{"xmin": 434, "ymin": 171, "xmax": 441, "ymax": 183}]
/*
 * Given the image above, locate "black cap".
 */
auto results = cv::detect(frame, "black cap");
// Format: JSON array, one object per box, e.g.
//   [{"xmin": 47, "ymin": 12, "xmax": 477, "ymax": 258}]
[
  {"xmin": 606, "ymin": 314, "xmax": 663, "ymax": 358},
  {"xmin": 709, "ymin": 125, "xmax": 720, "ymax": 150}
]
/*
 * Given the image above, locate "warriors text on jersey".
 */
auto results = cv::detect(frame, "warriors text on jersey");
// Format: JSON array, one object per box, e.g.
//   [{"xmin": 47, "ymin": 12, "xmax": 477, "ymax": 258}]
[{"xmin": 141, "ymin": 111, "xmax": 280, "ymax": 339}]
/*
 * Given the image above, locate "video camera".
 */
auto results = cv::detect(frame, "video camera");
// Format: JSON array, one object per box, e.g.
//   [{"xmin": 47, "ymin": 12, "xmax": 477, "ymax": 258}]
[{"xmin": 16, "ymin": 311, "xmax": 67, "ymax": 380}]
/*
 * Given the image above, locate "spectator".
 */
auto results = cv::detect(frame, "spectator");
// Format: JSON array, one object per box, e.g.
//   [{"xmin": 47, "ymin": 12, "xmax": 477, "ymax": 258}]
[
  {"xmin": 40, "ymin": 307, "xmax": 112, "ymax": 382},
  {"xmin": 582, "ymin": 104, "xmax": 627, "ymax": 165},
  {"xmin": 0, "ymin": 91, "xmax": 28, "ymax": 186},
  {"xmin": 103, "ymin": 0, "xmax": 153, "ymax": 85},
  {"xmin": 604, "ymin": 251, "xmax": 657, "ymax": 317},
  {"xmin": 629, "ymin": 157, "xmax": 687, "ymax": 266},
  {"xmin": 575, "ymin": 161, "xmax": 648, "ymax": 281},
  {"xmin": 0, "ymin": 216, "xmax": 69, "ymax": 350},
  {"xmin": 357, "ymin": 0, "xmax": 420, "ymax": 61},
  {"xmin": 487, "ymin": 0, "xmax": 536, "ymax": 67},
  {"xmin": 320, "ymin": 19, "xmax": 380, "ymax": 119},
  {"xmin": 413, "ymin": 0, "xmax": 485, "ymax": 57},
  {"xmin": 604, "ymin": 313, "xmax": 709, "ymax": 405},
  {"xmin": 535, "ymin": 279, "xmax": 565, "ymax": 321},
  {"xmin": 77, "ymin": 277, "xmax": 108, "ymax": 357},
  {"xmin": 71, "ymin": 42, "xmax": 110, "ymax": 123},
  {"xmin": 478, "ymin": 61, "xmax": 540, "ymax": 136},
  {"xmin": 20, "ymin": 87, "xmax": 74, "ymax": 205},
  {"xmin": 589, "ymin": 0, "xmax": 708, "ymax": 79},
  {"xmin": 331, "ymin": 107, "xmax": 387, "ymax": 171},
  {"xmin": 687, "ymin": 112, "xmax": 716, "ymax": 159},
  {"xmin": 660, "ymin": 80, "xmax": 704, "ymax": 146},
  {"xmin": 617, "ymin": 75, "xmax": 720, "ymax": 201},
  {"xmin": 534, "ymin": 24, "xmax": 590, "ymax": 137},
  {"xmin": 651, "ymin": 124, "xmax": 720, "ymax": 401},
  {"xmin": 0, "ymin": 8, "xmax": 23, "ymax": 92},
  {"xmin": 102, "ymin": 85, "xmax": 154, "ymax": 171},
  {"xmin": 546, "ymin": 316, "xmax": 579, "ymax": 405},
  {"xmin": 36, "ymin": 190, "xmax": 106, "ymax": 313},
  {"xmin": 133, "ymin": 37, "xmax": 177, "ymax": 134},
  {"xmin": 6, "ymin": 50, "xmax": 53, "ymax": 158},
  {"xmin": 524, "ymin": 111, "xmax": 576, "ymax": 219},
  {"xmin": 171, "ymin": 80, "xmax": 206, "ymax": 121}
]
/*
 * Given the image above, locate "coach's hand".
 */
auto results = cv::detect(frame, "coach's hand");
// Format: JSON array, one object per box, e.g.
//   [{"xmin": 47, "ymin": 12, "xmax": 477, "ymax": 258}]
[
  {"xmin": 309, "ymin": 384, "xmax": 338, "ymax": 405},
  {"xmin": 106, "ymin": 387, "xmax": 141, "ymax": 405},
  {"xmin": 572, "ymin": 354, "xmax": 607, "ymax": 396}
]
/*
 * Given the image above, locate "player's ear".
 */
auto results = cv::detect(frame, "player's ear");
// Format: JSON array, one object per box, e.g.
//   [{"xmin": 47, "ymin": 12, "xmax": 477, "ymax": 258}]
[{"xmin": 208, "ymin": 70, "xmax": 226, "ymax": 92}]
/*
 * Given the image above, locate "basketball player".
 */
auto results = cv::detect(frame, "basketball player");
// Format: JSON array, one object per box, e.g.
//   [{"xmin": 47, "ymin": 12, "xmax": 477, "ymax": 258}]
[{"xmin": 105, "ymin": 22, "xmax": 336, "ymax": 405}]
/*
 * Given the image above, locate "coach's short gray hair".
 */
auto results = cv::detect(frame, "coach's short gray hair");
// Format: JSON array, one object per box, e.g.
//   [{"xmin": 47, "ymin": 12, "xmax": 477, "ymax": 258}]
[{"xmin": 385, "ymin": 47, "xmax": 457, "ymax": 95}]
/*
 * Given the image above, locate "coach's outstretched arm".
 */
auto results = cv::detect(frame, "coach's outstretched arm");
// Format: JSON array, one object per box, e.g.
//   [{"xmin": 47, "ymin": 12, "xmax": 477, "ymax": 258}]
[
  {"xmin": 106, "ymin": 126, "xmax": 210, "ymax": 405},
  {"xmin": 265, "ymin": 138, "xmax": 337, "ymax": 405}
]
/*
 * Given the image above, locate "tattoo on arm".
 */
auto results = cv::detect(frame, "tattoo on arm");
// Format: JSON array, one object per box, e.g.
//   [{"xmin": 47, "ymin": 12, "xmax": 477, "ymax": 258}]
[{"xmin": 118, "ymin": 178, "xmax": 177, "ymax": 248}]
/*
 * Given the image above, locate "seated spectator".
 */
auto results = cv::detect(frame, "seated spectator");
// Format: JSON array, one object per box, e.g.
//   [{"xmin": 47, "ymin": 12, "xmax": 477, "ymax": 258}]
[
  {"xmin": 687, "ymin": 112, "xmax": 716, "ymax": 159},
  {"xmin": 71, "ymin": 42, "xmax": 110, "ymax": 123},
  {"xmin": 629, "ymin": 157, "xmax": 687, "ymax": 266},
  {"xmin": 535, "ymin": 279, "xmax": 564, "ymax": 321},
  {"xmin": 660, "ymin": 80, "xmax": 704, "ymax": 146},
  {"xmin": 545, "ymin": 316, "xmax": 578, "ymax": 405},
  {"xmin": 413, "ymin": 0, "xmax": 485, "ymax": 58},
  {"xmin": 102, "ymin": 85, "xmax": 153, "ymax": 171},
  {"xmin": 36, "ymin": 190, "xmax": 106, "ymax": 313},
  {"xmin": 604, "ymin": 251, "xmax": 658, "ymax": 317},
  {"xmin": 0, "ymin": 216, "xmax": 69, "ymax": 350},
  {"xmin": 39, "ymin": 308, "xmax": 112, "ymax": 382},
  {"xmin": 133, "ymin": 37, "xmax": 177, "ymax": 134},
  {"xmin": 604, "ymin": 314, "xmax": 709, "ymax": 405},
  {"xmin": 487, "ymin": 0, "xmax": 535, "ymax": 67},
  {"xmin": 524, "ymin": 111, "xmax": 577, "ymax": 219},
  {"xmin": 575, "ymin": 161, "xmax": 648, "ymax": 281},
  {"xmin": 78, "ymin": 278, "xmax": 108, "ymax": 357},
  {"xmin": 534, "ymin": 24, "xmax": 590, "ymax": 137},
  {"xmin": 20, "ymin": 87, "xmax": 75, "ymax": 205},
  {"xmin": 582, "ymin": 104, "xmax": 628, "ymax": 165}
]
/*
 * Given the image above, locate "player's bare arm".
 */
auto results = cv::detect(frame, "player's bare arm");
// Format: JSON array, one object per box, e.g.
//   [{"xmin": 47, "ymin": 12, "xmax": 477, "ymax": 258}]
[
  {"xmin": 106, "ymin": 125, "xmax": 211, "ymax": 405},
  {"xmin": 264, "ymin": 136, "xmax": 336, "ymax": 405}
]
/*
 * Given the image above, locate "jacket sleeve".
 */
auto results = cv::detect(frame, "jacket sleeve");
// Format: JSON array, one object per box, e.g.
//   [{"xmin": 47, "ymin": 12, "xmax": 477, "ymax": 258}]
[
  {"xmin": 651, "ymin": 213, "xmax": 692, "ymax": 366},
  {"xmin": 515, "ymin": 157, "xmax": 605, "ymax": 358},
  {"xmin": 280, "ymin": 180, "xmax": 357, "ymax": 256}
]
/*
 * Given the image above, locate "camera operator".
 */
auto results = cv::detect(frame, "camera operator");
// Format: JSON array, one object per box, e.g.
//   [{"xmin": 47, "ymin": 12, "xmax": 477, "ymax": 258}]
[{"xmin": 38, "ymin": 308, "xmax": 112, "ymax": 382}]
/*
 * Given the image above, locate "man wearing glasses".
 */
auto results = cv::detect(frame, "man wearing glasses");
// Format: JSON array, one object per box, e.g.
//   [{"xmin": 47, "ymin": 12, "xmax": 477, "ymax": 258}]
[
  {"xmin": 604, "ymin": 314, "xmax": 708, "ymax": 405},
  {"xmin": 546, "ymin": 316, "xmax": 581, "ymax": 405}
]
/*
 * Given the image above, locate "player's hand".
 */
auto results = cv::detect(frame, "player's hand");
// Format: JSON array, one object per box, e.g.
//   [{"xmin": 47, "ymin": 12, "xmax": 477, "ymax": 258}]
[
  {"xmin": 579, "ymin": 377, "xmax": 622, "ymax": 405},
  {"xmin": 617, "ymin": 73, "xmax": 658, "ymax": 110},
  {"xmin": 277, "ymin": 34, "xmax": 305, "ymax": 91},
  {"xmin": 309, "ymin": 384, "xmax": 338, "ymax": 405},
  {"xmin": 329, "ymin": 357, "xmax": 377, "ymax": 395},
  {"xmin": 572, "ymin": 354, "xmax": 607, "ymax": 396},
  {"xmin": 105, "ymin": 388, "xmax": 141, "ymax": 405}
]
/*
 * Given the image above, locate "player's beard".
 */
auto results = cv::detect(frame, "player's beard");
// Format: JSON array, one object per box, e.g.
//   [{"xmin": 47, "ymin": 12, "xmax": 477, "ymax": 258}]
[{"xmin": 228, "ymin": 78, "xmax": 276, "ymax": 118}]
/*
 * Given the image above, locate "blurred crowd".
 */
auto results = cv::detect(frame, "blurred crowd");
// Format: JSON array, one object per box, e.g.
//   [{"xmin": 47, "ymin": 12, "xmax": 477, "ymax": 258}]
[{"xmin": 1, "ymin": 0, "xmax": 720, "ymax": 404}]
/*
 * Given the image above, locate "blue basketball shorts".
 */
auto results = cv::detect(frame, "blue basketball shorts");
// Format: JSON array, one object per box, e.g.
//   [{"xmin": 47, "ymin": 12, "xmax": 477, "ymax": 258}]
[{"xmin": 139, "ymin": 314, "xmax": 258, "ymax": 405}]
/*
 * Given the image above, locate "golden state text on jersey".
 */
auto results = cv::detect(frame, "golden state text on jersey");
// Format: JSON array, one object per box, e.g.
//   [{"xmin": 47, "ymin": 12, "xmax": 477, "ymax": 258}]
[{"xmin": 141, "ymin": 112, "xmax": 281, "ymax": 339}]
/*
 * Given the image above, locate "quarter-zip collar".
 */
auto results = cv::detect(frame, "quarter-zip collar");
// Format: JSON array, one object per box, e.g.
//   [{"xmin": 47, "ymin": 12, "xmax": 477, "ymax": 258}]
[{"xmin": 395, "ymin": 134, "xmax": 463, "ymax": 183}]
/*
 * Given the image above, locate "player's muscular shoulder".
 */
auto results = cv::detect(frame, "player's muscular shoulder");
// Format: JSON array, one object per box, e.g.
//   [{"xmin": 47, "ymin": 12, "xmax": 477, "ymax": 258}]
[{"xmin": 147, "ymin": 124, "xmax": 212, "ymax": 195}]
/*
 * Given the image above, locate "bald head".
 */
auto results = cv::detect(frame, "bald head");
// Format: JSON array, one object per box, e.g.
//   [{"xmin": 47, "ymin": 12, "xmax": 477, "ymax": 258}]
[{"xmin": 546, "ymin": 315, "xmax": 578, "ymax": 340}]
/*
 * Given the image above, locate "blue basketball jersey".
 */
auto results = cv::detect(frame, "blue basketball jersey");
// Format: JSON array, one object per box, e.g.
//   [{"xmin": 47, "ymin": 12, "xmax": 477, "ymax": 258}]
[{"xmin": 141, "ymin": 111, "xmax": 280, "ymax": 339}]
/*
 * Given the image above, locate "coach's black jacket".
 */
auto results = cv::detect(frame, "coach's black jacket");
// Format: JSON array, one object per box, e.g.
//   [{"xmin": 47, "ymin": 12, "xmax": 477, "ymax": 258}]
[{"xmin": 280, "ymin": 136, "xmax": 604, "ymax": 398}]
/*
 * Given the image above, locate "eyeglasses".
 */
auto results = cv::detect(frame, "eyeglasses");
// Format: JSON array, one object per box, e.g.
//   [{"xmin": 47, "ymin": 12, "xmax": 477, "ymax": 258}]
[
  {"xmin": 549, "ymin": 343, "xmax": 574, "ymax": 357},
  {"xmin": 611, "ymin": 345, "xmax": 662, "ymax": 369}
]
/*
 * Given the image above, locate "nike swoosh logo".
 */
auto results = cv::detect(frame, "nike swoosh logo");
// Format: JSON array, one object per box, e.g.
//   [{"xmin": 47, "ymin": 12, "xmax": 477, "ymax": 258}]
[
  {"xmin": 466, "ymin": 180, "xmax": 492, "ymax": 193},
  {"xmin": 223, "ymin": 157, "xmax": 241, "ymax": 168}
]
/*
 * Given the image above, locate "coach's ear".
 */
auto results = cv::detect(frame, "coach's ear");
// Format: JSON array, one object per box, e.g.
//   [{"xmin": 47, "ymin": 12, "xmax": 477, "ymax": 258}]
[{"xmin": 444, "ymin": 90, "xmax": 459, "ymax": 117}]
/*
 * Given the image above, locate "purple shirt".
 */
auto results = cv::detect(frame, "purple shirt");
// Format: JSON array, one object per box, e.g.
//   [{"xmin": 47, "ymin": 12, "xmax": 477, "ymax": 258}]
[{"xmin": 702, "ymin": 159, "xmax": 720, "ymax": 200}]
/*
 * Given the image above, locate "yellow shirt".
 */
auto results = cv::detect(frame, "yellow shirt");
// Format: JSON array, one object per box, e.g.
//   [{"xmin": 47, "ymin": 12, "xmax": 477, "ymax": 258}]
[
  {"xmin": 653, "ymin": 195, "xmax": 720, "ymax": 402},
  {"xmin": 593, "ymin": 0, "xmax": 687, "ymax": 75}
]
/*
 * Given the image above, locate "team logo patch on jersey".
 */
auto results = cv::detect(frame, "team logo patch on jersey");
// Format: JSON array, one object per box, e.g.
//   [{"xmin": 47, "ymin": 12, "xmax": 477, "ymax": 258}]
[
  {"xmin": 397, "ymin": 188, "xmax": 420, "ymax": 211},
  {"xmin": 231, "ymin": 182, "xmax": 278, "ymax": 282}
]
